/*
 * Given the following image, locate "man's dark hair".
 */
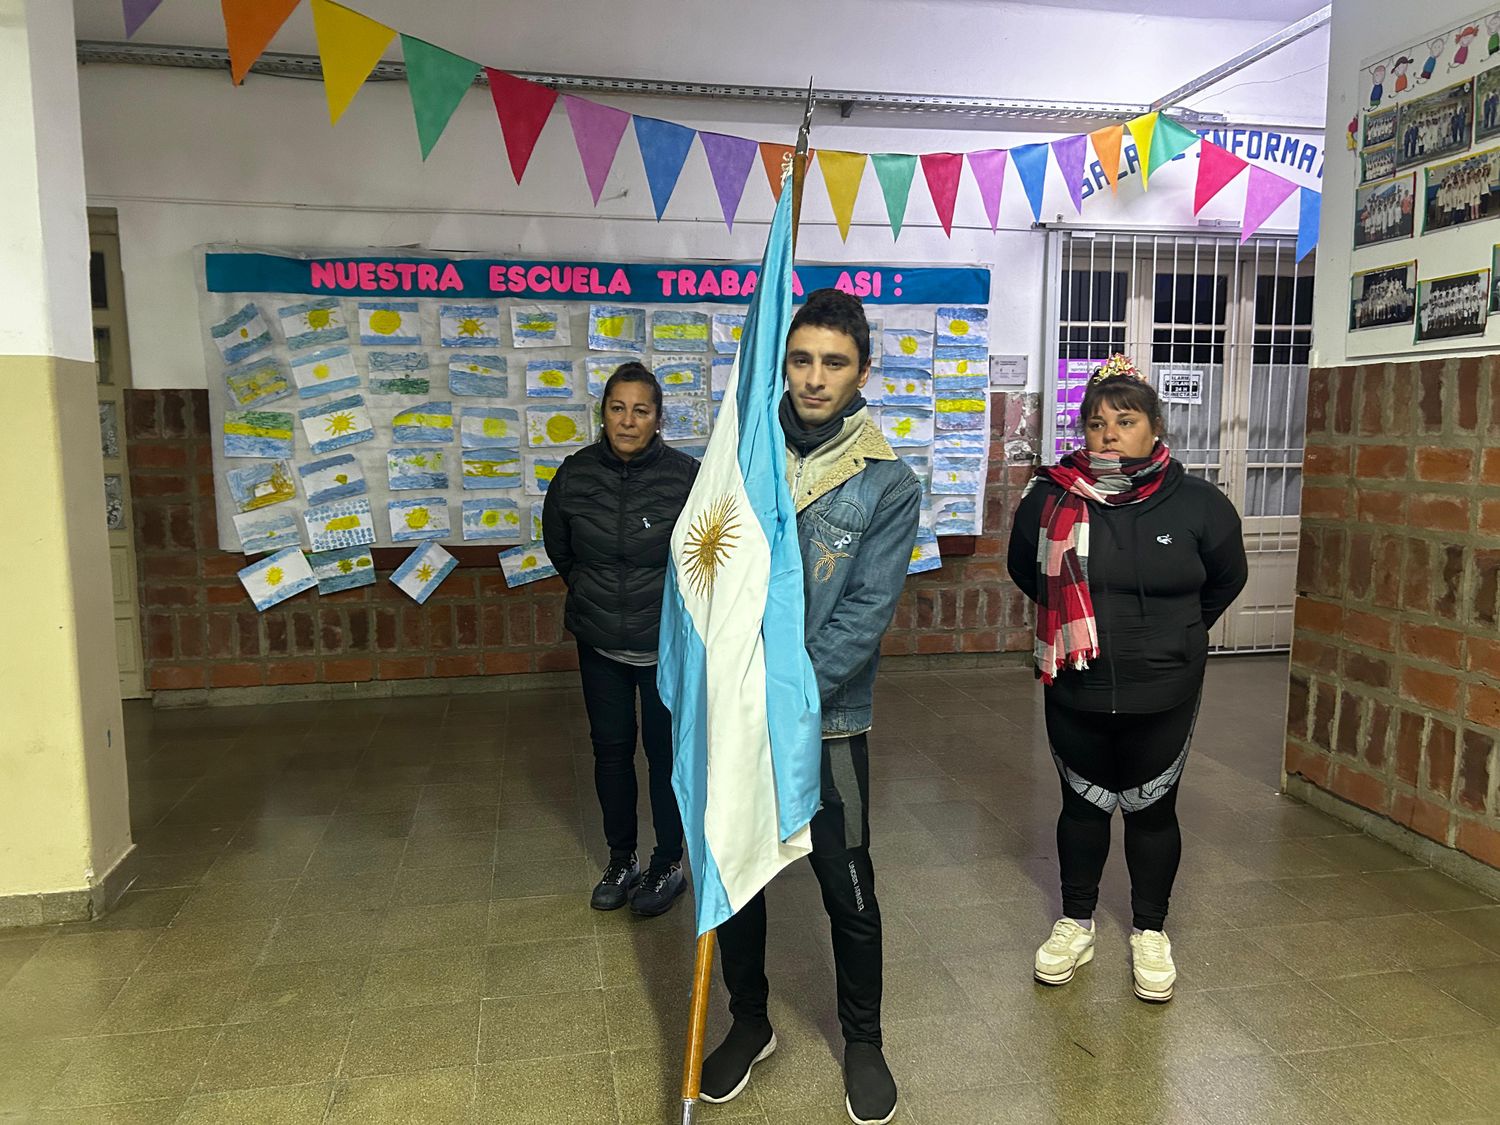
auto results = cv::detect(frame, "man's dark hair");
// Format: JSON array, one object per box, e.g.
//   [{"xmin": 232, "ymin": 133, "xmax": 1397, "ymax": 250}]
[
  {"xmin": 788, "ymin": 287, "xmax": 871, "ymax": 369},
  {"xmin": 1080, "ymin": 373, "xmax": 1167, "ymax": 439},
  {"xmin": 601, "ymin": 360, "xmax": 662, "ymax": 415}
]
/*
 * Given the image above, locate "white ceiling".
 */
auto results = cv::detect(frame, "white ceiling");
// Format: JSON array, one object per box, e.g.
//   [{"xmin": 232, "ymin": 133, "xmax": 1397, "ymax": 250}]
[{"xmin": 965, "ymin": 0, "xmax": 1323, "ymax": 18}]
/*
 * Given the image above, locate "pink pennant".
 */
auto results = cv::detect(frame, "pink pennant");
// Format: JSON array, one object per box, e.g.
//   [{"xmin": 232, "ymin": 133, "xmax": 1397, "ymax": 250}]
[
  {"xmin": 1195, "ymin": 141, "xmax": 1248, "ymax": 215},
  {"xmin": 563, "ymin": 95, "xmax": 631, "ymax": 205},
  {"xmin": 699, "ymin": 132, "xmax": 759, "ymax": 231},
  {"xmin": 920, "ymin": 152, "xmax": 963, "ymax": 237},
  {"xmin": 1050, "ymin": 135, "xmax": 1089, "ymax": 213},
  {"xmin": 1241, "ymin": 165, "xmax": 1299, "ymax": 243},
  {"xmin": 967, "ymin": 149, "xmax": 1008, "ymax": 232}
]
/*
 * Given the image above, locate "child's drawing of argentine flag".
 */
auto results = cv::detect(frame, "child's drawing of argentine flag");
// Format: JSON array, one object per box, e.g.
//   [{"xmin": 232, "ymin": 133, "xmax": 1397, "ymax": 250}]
[{"xmin": 656, "ymin": 187, "xmax": 822, "ymax": 936}]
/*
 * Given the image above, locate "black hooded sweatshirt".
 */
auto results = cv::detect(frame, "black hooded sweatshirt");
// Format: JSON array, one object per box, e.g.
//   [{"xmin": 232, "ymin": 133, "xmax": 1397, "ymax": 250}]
[{"xmin": 1006, "ymin": 461, "xmax": 1249, "ymax": 714}]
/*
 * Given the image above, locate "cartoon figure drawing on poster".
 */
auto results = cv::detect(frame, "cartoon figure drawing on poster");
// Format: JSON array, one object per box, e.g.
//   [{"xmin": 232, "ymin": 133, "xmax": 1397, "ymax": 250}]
[
  {"xmin": 1393, "ymin": 56, "xmax": 1415, "ymax": 95},
  {"xmin": 1489, "ymin": 13, "xmax": 1500, "ymax": 58},
  {"xmin": 1420, "ymin": 36, "xmax": 1447, "ymax": 83},
  {"xmin": 1370, "ymin": 64, "xmax": 1388, "ymax": 108},
  {"xmin": 1452, "ymin": 25, "xmax": 1481, "ymax": 71}
]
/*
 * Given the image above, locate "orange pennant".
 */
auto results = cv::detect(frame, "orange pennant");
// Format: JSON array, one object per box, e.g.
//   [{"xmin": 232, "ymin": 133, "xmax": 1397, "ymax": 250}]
[
  {"xmin": 222, "ymin": 0, "xmax": 302, "ymax": 85},
  {"xmin": 1089, "ymin": 125, "xmax": 1124, "ymax": 194}
]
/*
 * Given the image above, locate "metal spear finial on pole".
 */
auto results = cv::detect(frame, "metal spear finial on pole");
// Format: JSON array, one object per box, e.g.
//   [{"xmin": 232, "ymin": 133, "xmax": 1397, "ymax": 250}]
[{"xmin": 791, "ymin": 76, "xmax": 815, "ymax": 255}]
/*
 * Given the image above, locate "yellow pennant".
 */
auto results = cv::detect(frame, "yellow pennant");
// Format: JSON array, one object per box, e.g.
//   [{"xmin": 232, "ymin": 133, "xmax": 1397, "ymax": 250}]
[
  {"xmin": 311, "ymin": 0, "xmax": 398, "ymax": 125},
  {"xmin": 816, "ymin": 151, "xmax": 869, "ymax": 242},
  {"xmin": 1126, "ymin": 112, "xmax": 1159, "ymax": 191}
]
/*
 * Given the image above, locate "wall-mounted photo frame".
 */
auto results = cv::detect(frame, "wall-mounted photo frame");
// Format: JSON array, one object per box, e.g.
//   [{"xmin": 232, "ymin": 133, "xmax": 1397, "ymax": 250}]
[
  {"xmin": 1349, "ymin": 261, "xmax": 1417, "ymax": 330},
  {"xmin": 1423, "ymin": 145, "xmax": 1500, "ymax": 233},
  {"xmin": 1396, "ymin": 78, "xmax": 1475, "ymax": 170},
  {"xmin": 1415, "ymin": 266, "xmax": 1491, "ymax": 342},
  {"xmin": 1355, "ymin": 173, "xmax": 1418, "ymax": 247}
]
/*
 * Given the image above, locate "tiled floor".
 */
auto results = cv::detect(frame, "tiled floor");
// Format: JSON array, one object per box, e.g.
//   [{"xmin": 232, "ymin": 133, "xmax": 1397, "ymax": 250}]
[{"xmin": 3, "ymin": 656, "xmax": 1498, "ymax": 1123}]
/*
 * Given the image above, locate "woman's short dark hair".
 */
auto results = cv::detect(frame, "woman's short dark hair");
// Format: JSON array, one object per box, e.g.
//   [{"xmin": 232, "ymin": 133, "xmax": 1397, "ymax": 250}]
[
  {"xmin": 601, "ymin": 361, "xmax": 662, "ymax": 416},
  {"xmin": 1080, "ymin": 371, "xmax": 1166, "ymax": 438},
  {"xmin": 789, "ymin": 287, "xmax": 871, "ymax": 369}
]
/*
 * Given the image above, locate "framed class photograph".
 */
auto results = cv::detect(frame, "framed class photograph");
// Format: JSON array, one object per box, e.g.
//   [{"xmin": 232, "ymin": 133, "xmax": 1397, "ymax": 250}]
[
  {"xmin": 1364, "ymin": 106, "xmax": 1397, "ymax": 148},
  {"xmin": 1362, "ymin": 143, "xmax": 1397, "ymax": 184},
  {"xmin": 1354, "ymin": 173, "xmax": 1417, "ymax": 248},
  {"xmin": 1349, "ymin": 261, "xmax": 1417, "ymax": 331},
  {"xmin": 1476, "ymin": 63, "xmax": 1500, "ymax": 144},
  {"xmin": 1415, "ymin": 267, "xmax": 1490, "ymax": 342},
  {"xmin": 1396, "ymin": 78, "xmax": 1474, "ymax": 170},
  {"xmin": 1423, "ymin": 147, "xmax": 1500, "ymax": 233},
  {"xmin": 1491, "ymin": 246, "xmax": 1500, "ymax": 313}
]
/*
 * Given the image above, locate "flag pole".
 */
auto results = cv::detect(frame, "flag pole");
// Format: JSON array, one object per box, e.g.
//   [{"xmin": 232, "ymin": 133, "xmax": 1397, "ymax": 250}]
[{"xmin": 678, "ymin": 78, "xmax": 815, "ymax": 1125}]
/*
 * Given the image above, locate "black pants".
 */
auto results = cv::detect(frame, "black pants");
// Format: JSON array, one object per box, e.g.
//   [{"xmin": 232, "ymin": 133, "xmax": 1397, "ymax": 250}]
[
  {"xmin": 1044, "ymin": 691, "xmax": 1200, "ymax": 932},
  {"xmin": 576, "ymin": 644, "xmax": 683, "ymax": 867},
  {"xmin": 717, "ymin": 733, "xmax": 882, "ymax": 1046}
]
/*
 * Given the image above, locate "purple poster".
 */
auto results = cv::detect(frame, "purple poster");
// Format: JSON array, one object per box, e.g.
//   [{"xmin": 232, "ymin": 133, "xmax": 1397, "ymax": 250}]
[{"xmin": 1054, "ymin": 358, "xmax": 1101, "ymax": 457}]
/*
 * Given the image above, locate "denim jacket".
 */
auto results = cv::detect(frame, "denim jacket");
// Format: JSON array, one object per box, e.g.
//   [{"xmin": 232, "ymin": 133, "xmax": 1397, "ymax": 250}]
[{"xmin": 787, "ymin": 414, "xmax": 921, "ymax": 737}]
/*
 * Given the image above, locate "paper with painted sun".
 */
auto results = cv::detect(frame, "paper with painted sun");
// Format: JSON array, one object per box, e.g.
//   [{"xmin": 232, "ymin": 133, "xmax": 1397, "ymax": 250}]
[
  {"xmin": 935, "ymin": 306, "xmax": 989, "ymax": 349},
  {"xmin": 879, "ymin": 405, "xmax": 935, "ymax": 447},
  {"xmin": 298, "ymin": 454, "xmax": 366, "ymax": 505},
  {"xmin": 711, "ymin": 312, "xmax": 746, "ymax": 354},
  {"xmin": 238, "ymin": 546, "xmax": 316, "ymax": 611},
  {"xmin": 224, "ymin": 358, "xmax": 292, "ymax": 410},
  {"xmin": 653, "ymin": 356, "xmax": 706, "ymax": 393},
  {"xmin": 279, "ymin": 298, "xmax": 348, "ymax": 351},
  {"xmin": 309, "ymin": 544, "xmax": 376, "ymax": 594},
  {"xmin": 358, "ymin": 300, "xmax": 422, "ymax": 346},
  {"xmin": 461, "ymin": 449, "xmax": 521, "ymax": 490},
  {"xmin": 650, "ymin": 310, "xmax": 710, "ymax": 352},
  {"xmin": 586, "ymin": 356, "xmax": 633, "ymax": 398},
  {"xmin": 212, "ymin": 303, "xmax": 273, "ymax": 364},
  {"xmin": 387, "ymin": 447, "xmax": 449, "ymax": 491},
  {"xmin": 440, "ymin": 303, "xmax": 502, "ymax": 348},
  {"xmin": 290, "ymin": 346, "xmax": 360, "ymax": 400},
  {"xmin": 461, "ymin": 498, "xmax": 523, "ymax": 542},
  {"xmin": 526, "ymin": 455, "xmax": 564, "ymax": 495},
  {"xmin": 392, "ymin": 401, "xmax": 455, "ymax": 444},
  {"xmin": 587, "ymin": 305, "xmax": 646, "ymax": 352},
  {"xmin": 499, "ymin": 544, "xmax": 559, "ymax": 588},
  {"xmin": 460, "ymin": 407, "xmax": 521, "ymax": 450},
  {"xmin": 527, "ymin": 404, "xmax": 590, "ymax": 448},
  {"xmin": 391, "ymin": 541, "xmax": 458, "ymax": 604},
  {"xmin": 303, "ymin": 497, "xmax": 376, "ymax": 552},
  {"xmin": 299, "ymin": 394, "xmax": 374, "ymax": 454},
  {"xmin": 233, "ymin": 508, "xmax": 301, "ymax": 555},
  {"xmin": 511, "ymin": 304, "xmax": 570, "ymax": 348},
  {"xmin": 447, "ymin": 354, "xmax": 508, "ymax": 398},
  {"xmin": 882, "ymin": 327, "xmax": 934, "ymax": 368},
  {"xmin": 526, "ymin": 358, "xmax": 575, "ymax": 398},
  {"xmin": 387, "ymin": 497, "xmax": 450, "ymax": 542},
  {"xmin": 226, "ymin": 459, "xmax": 296, "ymax": 513}
]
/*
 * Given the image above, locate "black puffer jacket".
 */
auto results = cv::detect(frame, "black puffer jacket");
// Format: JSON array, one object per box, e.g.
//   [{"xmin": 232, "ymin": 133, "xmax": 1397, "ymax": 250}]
[
  {"xmin": 1007, "ymin": 461, "xmax": 1248, "ymax": 714},
  {"xmin": 541, "ymin": 437, "xmax": 698, "ymax": 651}
]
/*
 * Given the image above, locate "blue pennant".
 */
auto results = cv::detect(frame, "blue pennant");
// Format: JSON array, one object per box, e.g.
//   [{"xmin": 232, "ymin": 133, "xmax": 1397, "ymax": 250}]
[
  {"xmin": 634, "ymin": 116, "xmax": 698, "ymax": 220},
  {"xmin": 1011, "ymin": 143, "xmax": 1050, "ymax": 223}
]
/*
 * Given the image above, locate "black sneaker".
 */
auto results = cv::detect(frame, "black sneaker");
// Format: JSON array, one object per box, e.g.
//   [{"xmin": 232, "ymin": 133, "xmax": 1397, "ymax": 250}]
[
  {"xmin": 590, "ymin": 854, "xmax": 639, "ymax": 911},
  {"xmin": 629, "ymin": 862, "xmax": 686, "ymax": 917},
  {"xmin": 844, "ymin": 1042, "xmax": 897, "ymax": 1125},
  {"xmin": 700, "ymin": 1019, "xmax": 776, "ymax": 1104}
]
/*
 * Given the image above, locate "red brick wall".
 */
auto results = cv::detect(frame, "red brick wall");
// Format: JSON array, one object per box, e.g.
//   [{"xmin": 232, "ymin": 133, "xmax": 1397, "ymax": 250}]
[
  {"xmin": 126, "ymin": 389, "xmax": 1036, "ymax": 697},
  {"xmin": 1287, "ymin": 358, "xmax": 1500, "ymax": 869}
]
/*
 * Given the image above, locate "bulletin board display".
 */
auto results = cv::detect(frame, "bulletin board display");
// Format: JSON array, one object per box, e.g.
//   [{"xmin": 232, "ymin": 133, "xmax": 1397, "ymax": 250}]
[{"xmin": 197, "ymin": 247, "xmax": 995, "ymax": 566}]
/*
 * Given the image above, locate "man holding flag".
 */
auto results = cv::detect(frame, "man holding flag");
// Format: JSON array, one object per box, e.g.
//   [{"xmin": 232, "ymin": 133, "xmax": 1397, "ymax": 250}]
[{"xmin": 657, "ymin": 170, "xmax": 920, "ymax": 1123}]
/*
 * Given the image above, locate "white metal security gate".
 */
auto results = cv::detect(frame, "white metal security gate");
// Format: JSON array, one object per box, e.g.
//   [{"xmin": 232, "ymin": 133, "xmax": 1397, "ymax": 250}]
[{"xmin": 1041, "ymin": 228, "xmax": 1312, "ymax": 653}]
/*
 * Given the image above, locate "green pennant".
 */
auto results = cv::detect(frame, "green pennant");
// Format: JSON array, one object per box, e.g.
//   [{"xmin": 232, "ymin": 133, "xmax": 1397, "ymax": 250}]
[
  {"xmin": 871, "ymin": 154, "xmax": 918, "ymax": 240},
  {"xmin": 402, "ymin": 34, "xmax": 481, "ymax": 160},
  {"xmin": 1147, "ymin": 113, "xmax": 1202, "ymax": 184}
]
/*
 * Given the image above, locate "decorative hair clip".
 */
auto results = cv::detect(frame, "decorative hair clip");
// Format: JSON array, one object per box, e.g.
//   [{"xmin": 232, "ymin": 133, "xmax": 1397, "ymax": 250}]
[{"xmin": 1090, "ymin": 354, "xmax": 1147, "ymax": 384}]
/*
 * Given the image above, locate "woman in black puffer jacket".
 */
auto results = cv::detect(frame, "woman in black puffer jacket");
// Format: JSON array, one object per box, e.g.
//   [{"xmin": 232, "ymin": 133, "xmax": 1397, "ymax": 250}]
[{"xmin": 541, "ymin": 362, "xmax": 697, "ymax": 917}]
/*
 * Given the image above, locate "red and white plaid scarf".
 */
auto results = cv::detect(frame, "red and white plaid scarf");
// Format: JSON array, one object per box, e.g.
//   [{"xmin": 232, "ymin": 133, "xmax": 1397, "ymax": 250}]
[{"xmin": 1029, "ymin": 443, "xmax": 1172, "ymax": 684}]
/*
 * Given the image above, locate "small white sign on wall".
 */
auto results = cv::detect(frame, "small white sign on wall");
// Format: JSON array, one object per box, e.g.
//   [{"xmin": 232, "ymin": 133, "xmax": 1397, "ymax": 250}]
[
  {"xmin": 989, "ymin": 354, "xmax": 1028, "ymax": 389},
  {"xmin": 1159, "ymin": 368, "xmax": 1204, "ymax": 404}
]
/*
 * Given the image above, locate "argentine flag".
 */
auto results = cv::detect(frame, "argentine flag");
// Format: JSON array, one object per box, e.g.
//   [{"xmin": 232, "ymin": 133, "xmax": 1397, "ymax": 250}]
[{"xmin": 657, "ymin": 187, "xmax": 822, "ymax": 936}]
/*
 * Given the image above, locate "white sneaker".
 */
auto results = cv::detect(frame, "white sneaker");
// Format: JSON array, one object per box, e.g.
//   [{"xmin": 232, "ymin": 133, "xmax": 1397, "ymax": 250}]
[
  {"xmin": 1034, "ymin": 918, "xmax": 1095, "ymax": 985},
  {"xmin": 1129, "ymin": 929, "xmax": 1176, "ymax": 1002}
]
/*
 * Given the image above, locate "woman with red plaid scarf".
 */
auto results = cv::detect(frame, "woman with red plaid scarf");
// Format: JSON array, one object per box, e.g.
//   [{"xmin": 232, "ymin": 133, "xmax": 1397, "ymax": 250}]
[{"xmin": 1007, "ymin": 355, "xmax": 1247, "ymax": 1002}]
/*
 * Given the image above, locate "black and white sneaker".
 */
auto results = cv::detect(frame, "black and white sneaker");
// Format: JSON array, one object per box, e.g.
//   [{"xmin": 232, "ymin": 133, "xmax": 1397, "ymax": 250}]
[
  {"xmin": 589, "ymin": 854, "xmax": 639, "ymax": 911},
  {"xmin": 700, "ymin": 1020, "xmax": 776, "ymax": 1104},
  {"xmin": 844, "ymin": 1042, "xmax": 897, "ymax": 1125},
  {"xmin": 629, "ymin": 862, "xmax": 686, "ymax": 917}
]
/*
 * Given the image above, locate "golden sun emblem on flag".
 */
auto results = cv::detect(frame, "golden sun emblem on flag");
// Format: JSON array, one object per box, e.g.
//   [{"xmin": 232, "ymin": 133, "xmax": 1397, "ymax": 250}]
[
  {"xmin": 682, "ymin": 494, "xmax": 740, "ymax": 598},
  {"xmin": 324, "ymin": 411, "xmax": 357, "ymax": 436},
  {"xmin": 457, "ymin": 317, "xmax": 486, "ymax": 337},
  {"xmin": 416, "ymin": 562, "xmax": 435, "ymax": 583}
]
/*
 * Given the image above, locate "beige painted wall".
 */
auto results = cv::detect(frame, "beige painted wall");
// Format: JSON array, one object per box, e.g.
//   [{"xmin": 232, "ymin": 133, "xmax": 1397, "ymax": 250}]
[{"xmin": 0, "ymin": 355, "xmax": 132, "ymax": 902}]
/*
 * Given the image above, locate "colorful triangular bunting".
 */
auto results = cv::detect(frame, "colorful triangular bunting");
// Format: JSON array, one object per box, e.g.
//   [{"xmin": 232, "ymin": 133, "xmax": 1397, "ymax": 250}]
[
  {"xmin": 1051, "ymin": 134, "xmax": 1089, "ymax": 213},
  {"xmin": 700, "ymin": 132, "xmax": 759, "ymax": 231},
  {"xmin": 1089, "ymin": 125, "xmax": 1124, "ymax": 194},
  {"xmin": 1148, "ymin": 114, "xmax": 1201, "ymax": 186},
  {"xmin": 871, "ymin": 154, "xmax": 918, "ymax": 240},
  {"xmin": 1194, "ymin": 141, "xmax": 1248, "ymax": 215},
  {"xmin": 920, "ymin": 153, "xmax": 963, "ymax": 237},
  {"xmin": 123, "ymin": 0, "xmax": 166, "ymax": 38},
  {"xmin": 222, "ymin": 0, "xmax": 302, "ymax": 85},
  {"xmin": 760, "ymin": 142, "xmax": 795, "ymax": 200},
  {"xmin": 310, "ymin": 0, "xmax": 397, "ymax": 126},
  {"xmin": 1296, "ymin": 188, "xmax": 1322, "ymax": 261},
  {"xmin": 967, "ymin": 149, "xmax": 1008, "ymax": 232},
  {"xmin": 401, "ymin": 35, "xmax": 480, "ymax": 160},
  {"xmin": 1126, "ymin": 112, "xmax": 1159, "ymax": 189},
  {"xmin": 816, "ymin": 151, "xmax": 868, "ymax": 242},
  {"xmin": 1011, "ymin": 143, "xmax": 1050, "ymax": 223},
  {"xmin": 484, "ymin": 69, "xmax": 558, "ymax": 184},
  {"xmin": 634, "ymin": 116, "xmax": 698, "ymax": 221},
  {"xmin": 1241, "ymin": 165, "xmax": 1299, "ymax": 243},
  {"xmin": 563, "ymin": 96, "xmax": 631, "ymax": 205}
]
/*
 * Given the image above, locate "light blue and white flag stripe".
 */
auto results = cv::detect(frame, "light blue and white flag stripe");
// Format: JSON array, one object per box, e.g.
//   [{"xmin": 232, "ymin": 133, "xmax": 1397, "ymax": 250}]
[{"xmin": 657, "ymin": 188, "xmax": 822, "ymax": 936}]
